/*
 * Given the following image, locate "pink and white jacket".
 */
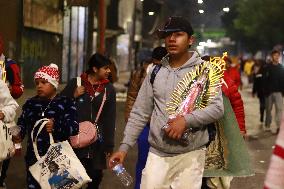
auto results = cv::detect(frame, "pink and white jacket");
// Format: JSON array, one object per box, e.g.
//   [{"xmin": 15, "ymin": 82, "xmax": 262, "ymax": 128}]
[{"xmin": 264, "ymin": 113, "xmax": 284, "ymax": 189}]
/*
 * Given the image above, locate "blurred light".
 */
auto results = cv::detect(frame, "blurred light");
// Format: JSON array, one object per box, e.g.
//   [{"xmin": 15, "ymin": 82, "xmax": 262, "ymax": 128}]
[
  {"xmin": 197, "ymin": 45, "xmax": 204, "ymax": 50},
  {"xmin": 140, "ymin": 0, "xmax": 144, "ymax": 1},
  {"xmin": 148, "ymin": 12, "xmax": 155, "ymax": 16},
  {"xmin": 199, "ymin": 9, "xmax": 204, "ymax": 14},
  {"xmin": 223, "ymin": 7, "xmax": 230, "ymax": 12},
  {"xmin": 198, "ymin": 40, "xmax": 221, "ymax": 48},
  {"xmin": 198, "ymin": 0, "xmax": 203, "ymax": 4}
]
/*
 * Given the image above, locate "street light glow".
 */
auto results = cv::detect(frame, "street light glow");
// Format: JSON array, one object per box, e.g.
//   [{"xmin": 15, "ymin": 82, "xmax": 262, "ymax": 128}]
[
  {"xmin": 199, "ymin": 9, "xmax": 204, "ymax": 14},
  {"xmin": 140, "ymin": 0, "xmax": 144, "ymax": 1},
  {"xmin": 148, "ymin": 12, "xmax": 155, "ymax": 16},
  {"xmin": 198, "ymin": 0, "xmax": 203, "ymax": 4},
  {"xmin": 223, "ymin": 7, "xmax": 230, "ymax": 12}
]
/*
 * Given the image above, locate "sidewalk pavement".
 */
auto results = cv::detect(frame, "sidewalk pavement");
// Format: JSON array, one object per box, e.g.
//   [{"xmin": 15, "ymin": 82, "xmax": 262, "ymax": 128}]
[{"xmin": 230, "ymin": 80, "xmax": 277, "ymax": 189}]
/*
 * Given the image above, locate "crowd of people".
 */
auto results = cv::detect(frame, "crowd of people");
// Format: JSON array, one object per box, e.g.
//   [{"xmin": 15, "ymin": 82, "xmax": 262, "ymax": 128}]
[{"xmin": 0, "ymin": 15, "xmax": 284, "ymax": 189}]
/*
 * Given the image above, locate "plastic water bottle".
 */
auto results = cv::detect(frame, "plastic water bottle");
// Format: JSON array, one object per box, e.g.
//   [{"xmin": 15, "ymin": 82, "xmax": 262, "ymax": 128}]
[
  {"xmin": 162, "ymin": 124, "xmax": 194, "ymax": 145},
  {"xmin": 111, "ymin": 160, "xmax": 133, "ymax": 186}
]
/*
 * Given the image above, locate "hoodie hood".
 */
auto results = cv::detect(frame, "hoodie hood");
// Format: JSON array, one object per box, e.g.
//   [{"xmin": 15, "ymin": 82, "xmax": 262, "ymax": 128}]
[{"xmin": 161, "ymin": 51, "xmax": 203, "ymax": 69}]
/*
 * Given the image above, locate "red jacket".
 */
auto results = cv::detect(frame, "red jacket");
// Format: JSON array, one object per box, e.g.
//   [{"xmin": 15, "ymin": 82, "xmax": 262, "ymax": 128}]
[
  {"xmin": 5, "ymin": 58, "xmax": 24, "ymax": 99},
  {"xmin": 222, "ymin": 71, "xmax": 246, "ymax": 134},
  {"xmin": 226, "ymin": 67, "xmax": 241, "ymax": 89}
]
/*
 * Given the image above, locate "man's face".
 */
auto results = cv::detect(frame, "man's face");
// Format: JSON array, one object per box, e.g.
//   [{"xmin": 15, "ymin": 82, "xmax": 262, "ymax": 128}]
[
  {"xmin": 271, "ymin": 52, "xmax": 280, "ymax": 64},
  {"xmin": 165, "ymin": 31, "xmax": 193, "ymax": 56}
]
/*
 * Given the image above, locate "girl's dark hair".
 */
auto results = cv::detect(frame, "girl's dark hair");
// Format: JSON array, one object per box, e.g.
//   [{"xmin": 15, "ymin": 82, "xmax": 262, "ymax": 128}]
[{"xmin": 87, "ymin": 53, "xmax": 110, "ymax": 73}]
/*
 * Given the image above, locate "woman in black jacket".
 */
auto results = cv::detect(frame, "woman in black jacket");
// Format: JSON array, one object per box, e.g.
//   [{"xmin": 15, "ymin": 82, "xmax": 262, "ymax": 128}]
[{"xmin": 61, "ymin": 53, "xmax": 116, "ymax": 189}]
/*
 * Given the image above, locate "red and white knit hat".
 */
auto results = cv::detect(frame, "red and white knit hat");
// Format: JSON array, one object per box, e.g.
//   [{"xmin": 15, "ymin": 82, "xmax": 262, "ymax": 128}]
[{"xmin": 34, "ymin": 63, "xmax": 59, "ymax": 88}]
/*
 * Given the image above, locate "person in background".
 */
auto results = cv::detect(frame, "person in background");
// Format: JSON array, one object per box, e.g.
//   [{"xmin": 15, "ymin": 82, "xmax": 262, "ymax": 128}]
[
  {"xmin": 13, "ymin": 63, "xmax": 79, "ymax": 189},
  {"xmin": 61, "ymin": 53, "xmax": 116, "ymax": 189},
  {"xmin": 244, "ymin": 58, "xmax": 255, "ymax": 84},
  {"xmin": 252, "ymin": 59, "xmax": 266, "ymax": 128},
  {"xmin": 0, "ymin": 34, "xmax": 24, "ymax": 99},
  {"xmin": 224, "ymin": 56, "xmax": 241, "ymax": 89},
  {"xmin": 262, "ymin": 50, "xmax": 284, "ymax": 134},
  {"xmin": 0, "ymin": 79, "xmax": 19, "ymax": 189},
  {"xmin": 0, "ymin": 33, "xmax": 24, "ymax": 189},
  {"xmin": 124, "ymin": 46, "xmax": 167, "ymax": 189}
]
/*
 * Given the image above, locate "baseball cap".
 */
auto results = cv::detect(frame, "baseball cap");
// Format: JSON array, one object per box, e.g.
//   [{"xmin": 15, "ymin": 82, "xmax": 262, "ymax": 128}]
[{"xmin": 157, "ymin": 16, "xmax": 194, "ymax": 39}]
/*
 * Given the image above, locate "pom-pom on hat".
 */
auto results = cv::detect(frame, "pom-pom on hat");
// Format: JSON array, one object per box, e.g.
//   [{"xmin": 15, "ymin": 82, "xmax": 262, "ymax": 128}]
[{"xmin": 34, "ymin": 63, "xmax": 59, "ymax": 88}]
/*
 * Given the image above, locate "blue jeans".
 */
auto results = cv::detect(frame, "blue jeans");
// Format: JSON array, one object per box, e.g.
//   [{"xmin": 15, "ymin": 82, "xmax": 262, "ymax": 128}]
[{"xmin": 135, "ymin": 124, "xmax": 150, "ymax": 189}]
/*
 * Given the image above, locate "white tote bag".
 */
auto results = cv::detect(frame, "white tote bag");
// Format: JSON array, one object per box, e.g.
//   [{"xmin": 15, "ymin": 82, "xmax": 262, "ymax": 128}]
[
  {"xmin": 0, "ymin": 120, "xmax": 15, "ymax": 162},
  {"xmin": 29, "ymin": 118, "xmax": 91, "ymax": 189}
]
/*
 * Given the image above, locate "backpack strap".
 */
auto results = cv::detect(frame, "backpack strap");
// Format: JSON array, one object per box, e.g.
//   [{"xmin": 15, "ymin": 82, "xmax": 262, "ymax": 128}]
[{"xmin": 150, "ymin": 64, "xmax": 162, "ymax": 85}]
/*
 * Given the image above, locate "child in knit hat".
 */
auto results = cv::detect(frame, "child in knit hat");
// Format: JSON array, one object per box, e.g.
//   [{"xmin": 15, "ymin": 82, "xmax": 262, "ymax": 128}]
[{"xmin": 13, "ymin": 63, "xmax": 79, "ymax": 189}]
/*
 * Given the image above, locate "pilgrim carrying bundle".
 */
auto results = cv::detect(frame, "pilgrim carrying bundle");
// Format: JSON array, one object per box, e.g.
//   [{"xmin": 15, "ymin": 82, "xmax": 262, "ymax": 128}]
[{"xmin": 165, "ymin": 52, "xmax": 253, "ymax": 177}]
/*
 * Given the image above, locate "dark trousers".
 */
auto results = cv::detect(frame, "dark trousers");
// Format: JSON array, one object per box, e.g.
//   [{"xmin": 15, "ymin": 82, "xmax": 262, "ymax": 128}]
[
  {"xmin": 80, "ymin": 158, "xmax": 103, "ymax": 189},
  {"xmin": 201, "ymin": 178, "xmax": 210, "ymax": 189},
  {"xmin": 259, "ymin": 96, "xmax": 265, "ymax": 122},
  {"xmin": 0, "ymin": 159, "xmax": 10, "ymax": 185},
  {"xmin": 135, "ymin": 125, "xmax": 150, "ymax": 189}
]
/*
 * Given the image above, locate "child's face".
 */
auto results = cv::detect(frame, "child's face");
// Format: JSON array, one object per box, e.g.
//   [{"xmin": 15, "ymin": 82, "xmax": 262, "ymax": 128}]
[
  {"xmin": 94, "ymin": 65, "xmax": 111, "ymax": 80},
  {"xmin": 165, "ymin": 31, "xmax": 193, "ymax": 56},
  {"xmin": 35, "ymin": 78, "xmax": 56, "ymax": 99}
]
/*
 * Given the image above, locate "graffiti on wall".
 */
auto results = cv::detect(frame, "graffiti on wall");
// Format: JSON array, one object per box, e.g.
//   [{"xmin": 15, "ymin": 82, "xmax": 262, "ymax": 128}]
[
  {"xmin": 20, "ymin": 29, "xmax": 62, "ymax": 88},
  {"xmin": 21, "ymin": 36, "xmax": 47, "ymax": 61}
]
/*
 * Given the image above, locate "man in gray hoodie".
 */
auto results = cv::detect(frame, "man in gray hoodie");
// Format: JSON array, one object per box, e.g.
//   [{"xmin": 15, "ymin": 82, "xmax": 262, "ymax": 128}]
[{"xmin": 109, "ymin": 16, "xmax": 224, "ymax": 189}]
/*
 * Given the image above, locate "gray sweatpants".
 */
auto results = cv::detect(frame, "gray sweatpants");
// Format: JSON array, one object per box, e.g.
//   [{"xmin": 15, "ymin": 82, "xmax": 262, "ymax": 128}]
[
  {"xmin": 265, "ymin": 92, "xmax": 283, "ymax": 129},
  {"xmin": 140, "ymin": 148, "xmax": 206, "ymax": 189}
]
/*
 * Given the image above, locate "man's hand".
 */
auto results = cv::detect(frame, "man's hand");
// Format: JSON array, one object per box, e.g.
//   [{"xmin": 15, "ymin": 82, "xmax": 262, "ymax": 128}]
[
  {"xmin": 164, "ymin": 116, "xmax": 187, "ymax": 140},
  {"xmin": 14, "ymin": 143, "xmax": 22, "ymax": 156},
  {"xmin": 12, "ymin": 134, "xmax": 22, "ymax": 143},
  {"xmin": 46, "ymin": 119, "xmax": 54, "ymax": 133},
  {"xmin": 108, "ymin": 151, "xmax": 127, "ymax": 169},
  {"xmin": 74, "ymin": 86, "xmax": 85, "ymax": 98},
  {"xmin": 0, "ymin": 111, "xmax": 4, "ymax": 120}
]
